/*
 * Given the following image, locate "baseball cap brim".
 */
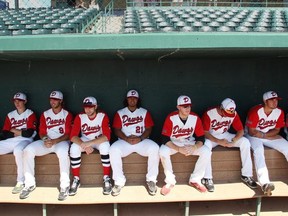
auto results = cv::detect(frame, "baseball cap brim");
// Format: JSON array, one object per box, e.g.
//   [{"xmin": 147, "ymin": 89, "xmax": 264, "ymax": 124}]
[
  {"xmin": 266, "ymin": 96, "xmax": 282, "ymax": 101},
  {"xmin": 223, "ymin": 110, "xmax": 236, "ymax": 117},
  {"xmin": 50, "ymin": 97, "xmax": 62, "ymax": 100}
]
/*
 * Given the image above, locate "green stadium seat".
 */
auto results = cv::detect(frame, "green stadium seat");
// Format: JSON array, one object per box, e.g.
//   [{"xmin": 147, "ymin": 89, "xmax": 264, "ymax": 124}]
[
  {"xmin": 199, "ymin": 26, "xmax": 214, "ymax": 32},
  {"xmin": 26, "ymin": 24, "xmax": 43, "ymax": 30},
  {"xmin": 180, "ymin": 26, "xmax": 195, "ymax": 32},
  {"xmin": 61, "ymin": 23, "xmax": 78, "ymax": 31},
  {"xmin": 236, "ymin": 26, "xmax": 252, "ymax": 32},
  {"xmin": 124, "ymin": 27, "xmax": 139, "ymax": 34},
  {"xmin": 271, "ymin": 26, "xmax": 286, "ymax": 32},
  {"xmin": 161, "ymin": 26, "xmax": 174, "ymax": 32},
  {"xmin": 0, "ymin": 24, "xmax": 7, "ymax": 30},
  {"xmin": 5, "ymin": 19, "xmax": 20, "ymax": 25},
  {"xmin": 43, "ymin": 23, "xmax": 61, "ymax": 29},
  {"xmin": 217, "ymin": 26, "xmax": 233, "ymax": 32},
  {"xmin": 8, "ymin": 24, "xmax": 25, "ymax": 30},
  {"xmin": 32, "ymin": 28, "xmax": 52, "ymax": 35},
  {"xmin": 142, "ymin": 27, "xmax": 157, "ymax": 33},
  {"xmin": 254, "ymin": 26, "xmax": 270, "ymax": 32},
  {"xmin": 52, "ymin": 28, "xmax": 73, "ymax": 34},
  {"xmin": 0, "ymin": 30, "xmax": 11, "ymax": 36},
  {"xmin": 12, "ymin": 29, "xmax": 32, "ymax": 36},
  {"xmin": 21, "ymin": 19, "xmax": 35, "ymax": 25},
  {"xmin": 36, "ymin": 19, "xmax": 50, "ymax": 25}
]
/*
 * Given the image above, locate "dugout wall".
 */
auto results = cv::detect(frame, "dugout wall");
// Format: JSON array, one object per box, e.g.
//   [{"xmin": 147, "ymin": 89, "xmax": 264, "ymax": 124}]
[{"xmin": 0, "ymin": 50, "xmax": 287, "ymax": 142}]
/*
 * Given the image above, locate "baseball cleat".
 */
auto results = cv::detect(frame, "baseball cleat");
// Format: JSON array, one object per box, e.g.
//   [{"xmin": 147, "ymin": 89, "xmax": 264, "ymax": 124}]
[
  {"xmin": 146, "ymin": 181, "xmax": 157, "ymax": 196},
  {"xmin": 201, "ymin": 178, "xmax": 215, "ymax": 192},
  {"xmin": 189, "ymin": 182, "xmax": 207, "ymax": 193},
  {"xmin": 19, "ymin": 185, "xmax": 36, "ymax": 199},
  {"xmin": 111, "ymin": 185, "xmax": 123, "ymax": 196},
  {"xmin": 241, "ymin": 176, "xmax": 258, "ymax": 189},
  {"xmin": 58, "ymin": 187, "xmax": 69, "ymax": 201},
  {"xmin": 103, "ymin": 176, "xmax": 112, "ymax": 195},
  {"xmin": 12, "ymin": 182, "xmax": 25, "ymax": 194},
  {"xmin": 69, "ymin": 177, "xmax": 80, "ymax": 196},
  {"xmin": 262, "ymin": 183, "xmax": 275, "ymax": 196}
]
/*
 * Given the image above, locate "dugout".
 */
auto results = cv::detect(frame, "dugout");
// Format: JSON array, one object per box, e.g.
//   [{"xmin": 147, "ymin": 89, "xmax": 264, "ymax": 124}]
[{"xmin": 0, "ymin": 27, "xmax": 288, "ymax": 142}]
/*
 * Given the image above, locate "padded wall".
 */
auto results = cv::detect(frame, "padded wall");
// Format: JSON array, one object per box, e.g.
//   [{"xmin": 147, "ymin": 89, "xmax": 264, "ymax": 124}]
[{"xmin": 0, "ymin": 56, "xmax": 287, "ymax": 142}]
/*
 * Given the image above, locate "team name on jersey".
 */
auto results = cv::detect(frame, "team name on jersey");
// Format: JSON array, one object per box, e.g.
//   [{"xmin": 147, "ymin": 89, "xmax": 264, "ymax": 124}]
[
  {"xmin": 82, "ymin": 123, "xmax": 101, "ymax": 136},
  {"xmin": 46, "ymin": 117, "xmax": 65, "ymax": 128},
  {"xmin": 258, "ymin": 118, "xmax": 277, "ymax": 130},
  {"xmin": 10, "ymin": 118, "xmax": 27, "ymax": 128},
  {"xmin": 211, "ymin": 119, "xmax": 231, "ymax": 131},
  {"xmin": 122, "ymin": 115, "xmax": 143, "ymax": 127},
  {"xmin": 172, "ymin": 126, "xmax": 193, "ymax": 138}
]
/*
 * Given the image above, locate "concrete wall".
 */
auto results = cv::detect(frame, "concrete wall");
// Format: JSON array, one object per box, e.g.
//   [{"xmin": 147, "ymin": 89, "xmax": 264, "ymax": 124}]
[{"xmin": 1, "ymin": 56, "xmax": 287, "ymax": 142}]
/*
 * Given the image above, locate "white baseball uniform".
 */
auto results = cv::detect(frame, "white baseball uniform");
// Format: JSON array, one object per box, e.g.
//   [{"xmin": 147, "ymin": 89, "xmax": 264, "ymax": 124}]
[
  {"xmin": 23, "ymin": 108, "xmax": 73, "ymax": 189},
  {"xmin": 202, "ymin": 106, "xmax": 253, "ymax": 179},
  {"xmin": 159, "ymin": 111, "xmax": 211, "ymax": 185},
  {"xmin": 0, "ymin": 109, "xmax": 37, "ymax": 183},
  {"xmin": 109, "ymin": 107, "xmax": 159, "ymax": 187},
  {"xmin": 70, "ymin": 111, "xmax": 111, "ymax": 177},
  {"xmin": 245, "ymin": 104, "xmax": 288, "ymax": 186}
]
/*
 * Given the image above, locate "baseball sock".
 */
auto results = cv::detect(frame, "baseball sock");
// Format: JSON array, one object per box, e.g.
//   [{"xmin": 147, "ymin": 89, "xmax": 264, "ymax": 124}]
[
  {"xmin": 101, "ymin": 154, "xmax": 110, "ymax": 176},
  {"xmin": 70, "ymin": 156, "xmax": 81, "ymax": 178}
]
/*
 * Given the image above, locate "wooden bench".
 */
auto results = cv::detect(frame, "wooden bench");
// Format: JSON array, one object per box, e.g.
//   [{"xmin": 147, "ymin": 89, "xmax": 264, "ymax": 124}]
[{"xmin": 0, "ymin": 146, "xmax": 287, "ymax": 216}]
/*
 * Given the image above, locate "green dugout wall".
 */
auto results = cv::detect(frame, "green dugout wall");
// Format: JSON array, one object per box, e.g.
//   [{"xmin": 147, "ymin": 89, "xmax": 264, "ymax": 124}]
[{"xmin": 0, "ymin": 33, "xmax": 288, "ymax": 142}]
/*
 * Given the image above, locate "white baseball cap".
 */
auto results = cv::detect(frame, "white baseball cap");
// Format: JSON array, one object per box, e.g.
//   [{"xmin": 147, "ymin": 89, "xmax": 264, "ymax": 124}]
[
  {"xmin": 127, "ymin": 90, "xmax": 139, "ymax": 98},
  {"xmin": 13, "ymin": 92, "xmax": 27, "ymax": 101},
  {"xmin": 221, "ymin": 98, "xmax": 236, "ymax": 117},
  {"xmin": 49, "ymin": 91, "xmax": 63, "ymax": 100},
  {"xmin": 177, "ymin": 95, "xmax": 192, "ymax": 106},
  {"xmin": 263, "ymin": 91, "xmax": 282, "ymax": 101},
  {"xmin": 83, "ymin": 96, "xmax": 97, "ymax": 107}
]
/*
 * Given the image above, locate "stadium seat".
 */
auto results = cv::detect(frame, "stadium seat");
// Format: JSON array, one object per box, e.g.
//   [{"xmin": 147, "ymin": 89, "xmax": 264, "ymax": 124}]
[
  {"xmin": 12, "ymin": 29, "xmax": 32, "ymax": 36},
  {"xmin": 254, "ymin": 26, "xmax": 270, "ymax": 32},
  {"xmin": 199, "ymin": 26, "xmax": 214, "ymax": 32},
  {"xmin": 0, "ymin": 30, "xmax": 11, "ymax": 36},
  {"xmin": 26, "ymin": 24, "xmax": 43, "ymax": 30},
  {"xmin": 61, "ymin": 23, "xmax": 78, "ymax": 33},
  {"xmin": 52, "ymin": 28, "xmax": 73, "ymax": 34},
  {"xmin": 217, "ymin": 26, "xmax": 233, "ymax": 32},
  {"xmin": 21, "ymin": 19, "xmax": 35, "ymax": 25},
  {"xmin": 32, "ymin": 28, "xmax": 52, "ymax": 35},
  {"xmin": 8, "ymin": 24, "xmax": 25, "ymax": 30},
  {"xmin": 0, "ymin": 24, "xmax": 7, "ymax": 30},
  {"xmin": 43, "ymin": 23, "xmax": 61, "ymax": 29}
]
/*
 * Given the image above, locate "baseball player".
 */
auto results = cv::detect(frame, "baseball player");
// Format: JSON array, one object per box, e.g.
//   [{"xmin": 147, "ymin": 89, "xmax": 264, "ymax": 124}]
[
  {"xmin": 245, "ymin": 91, "xmax": 288, "ymax": 196},
  {"xmin": 19, "ymin": 91, "xmax": 73, "ymax": 201},
  {"xmin": 0, "ymin": 92, "xmax": 37, "ymax": 194},
  {"xmin": 109, "ymin": 90, "xmax": 159, "ymax": 196},
  {"xmin": 201, "ymin": 98, "xmax": 257, "ymax": 192},
  {"xmin": 159, "ymin": 95, "xmax": 211, "ymax": 195},
  {"xmin": 69, "ymin": 96, "xmax": 112, "ymax": 196}
]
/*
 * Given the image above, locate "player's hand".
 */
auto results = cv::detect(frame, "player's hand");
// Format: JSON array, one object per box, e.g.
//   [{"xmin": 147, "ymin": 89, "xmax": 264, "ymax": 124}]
[
  {"xmin": 218, "ymin": 139, "xmax": 230, "ymax": 147},
  {"xmin": 80, "ymin": 142, "xmax": 90, "ymax": 150},
  {"xmin": 44, "ymin": 139, "xmax": 53, "ymax": 148},
  {"xmin": 126, "ymin": 135, "xmax": 141, "ymax": 145},
  {"xmin": 184, "ymin": 145, "xmax": 197, "ymax": 156},
  {"xmin": 84, "ymin": 146, "xmax": 94, "ymax": 155}
]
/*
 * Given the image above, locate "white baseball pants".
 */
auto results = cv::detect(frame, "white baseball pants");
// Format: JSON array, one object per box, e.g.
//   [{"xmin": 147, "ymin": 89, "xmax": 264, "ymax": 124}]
[
  {"xmin": 246, "ymin": 135, "xmax": 288, "ymax": 186},
  {"xmin": 0, "ymin": 136, "xmax": 33, "ymax": 183},
  {"xmin": 204, "ymin": 133, "xmax": 253, "ymax": 179},
  {"xmin": 109, "ymin": 139, "xmax": 160, "ymax": 187},
  {"xmin": 23, "ymin": 140, "xmax": 70, "ymax": 189},
  {"xmin": 70, "ymin": 136, "xmax": 110, "ymax": 157},
  {"xmin": 159, "ymin": 143, "xmax": 211, "ymax": 185}
]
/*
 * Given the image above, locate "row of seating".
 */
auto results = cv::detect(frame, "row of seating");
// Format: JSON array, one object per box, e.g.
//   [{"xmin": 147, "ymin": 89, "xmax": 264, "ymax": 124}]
[
  {"xmin": 123, "ymin": 7, "xmax": 288, "ymax": 33},
  {"xmin": 0, "ymin": 7, "xmax": 100, "ymax": 35}
]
